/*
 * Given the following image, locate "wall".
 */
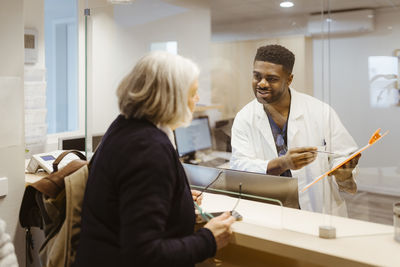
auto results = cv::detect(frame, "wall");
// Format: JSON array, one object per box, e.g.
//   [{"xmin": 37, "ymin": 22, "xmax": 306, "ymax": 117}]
[
  {"xmin": 313, "ymin": 8, "xmax": 400, "ymax": 194},
  {"xmin": 0, "ymin": 0, "xmax": 26, "ymax": 265},
  {"xmin": 210, "ymin": 35, "xmax": 313, "ymax": 119},
  {"xmin": 212, "ymin": 14, "xmax": 308, "ymax": 42},
  {"xmin": 78, "ymin": 0, "xmax": 212, "ymax": 135},
  {"xmin": 24, "ymin": 0, "xmax": 45, "ymax": 70}
]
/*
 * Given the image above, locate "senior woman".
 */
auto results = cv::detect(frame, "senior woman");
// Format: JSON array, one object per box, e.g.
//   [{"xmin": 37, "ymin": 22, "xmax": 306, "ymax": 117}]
[{"xmin": 73, "ymin": 51, "xmax": 235, "ymax": 267}]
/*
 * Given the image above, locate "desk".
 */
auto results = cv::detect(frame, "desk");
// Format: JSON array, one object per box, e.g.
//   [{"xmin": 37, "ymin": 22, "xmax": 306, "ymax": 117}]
[
  {"xmin": 25, "ymin": 171, "xmax": 47, "ymax": 184},
  {"xmin": 24, "ymin": 161, "xmax": 399, "ymax": 266},
  {"xmin": 200, "ymin": 193, "xmax": 399, "ymax": 267},
  {"xmin": 25, "ymin": 159, "xmax": 47, "ymax": 184},
  {"xmin": 196, "ymin": 151, "xmax": 231, "ymax": 169}
]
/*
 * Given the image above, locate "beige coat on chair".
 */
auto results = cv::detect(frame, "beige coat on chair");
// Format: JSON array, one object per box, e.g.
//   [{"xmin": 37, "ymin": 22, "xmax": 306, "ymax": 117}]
[{"xmin": 39, "ymin": 165, "xmax": 88, "ymax": 267}]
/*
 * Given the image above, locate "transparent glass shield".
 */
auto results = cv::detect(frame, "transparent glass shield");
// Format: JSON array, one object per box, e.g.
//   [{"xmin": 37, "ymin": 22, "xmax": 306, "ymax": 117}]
[
  {"xmin": 82, "ymin": 1, "xmax": 213, "ymax": 158},
  {"xmin": 191, "ymin": 186, "xmax": 285, "ymax": 231},
  {"xmin": 316, "ymin": 0, "xmax": 400, "ymax": 240},
  {"xmin": 193, "ymin": 188, "xmax": 285, "ymax": 230},
  {"xmin": 82, "ymin": 2, "xmax": 112, "ymax": 159},
  {"xmin": 312, "ymin": 0, "xmax": 349, "ymax": 238},
  {"xmin": 81, "ymin": 0, "xmax": 400, "ymax": 242},
  {"xmin": 184, "ymin": 164, "xmax": 292, "ymax": 229},
  {"xmin": 83, "ymin": 2, "xmax": 91, "ymax": 159}
]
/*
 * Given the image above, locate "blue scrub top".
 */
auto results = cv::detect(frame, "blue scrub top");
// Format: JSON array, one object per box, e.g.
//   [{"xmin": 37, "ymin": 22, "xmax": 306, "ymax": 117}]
[{"xmin": 266, "ymin": 114, "xmax": 292, "ymax": 177}]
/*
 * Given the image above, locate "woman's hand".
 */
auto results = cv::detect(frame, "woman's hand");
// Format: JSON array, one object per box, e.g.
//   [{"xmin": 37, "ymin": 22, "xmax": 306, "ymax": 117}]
[
  {"xmin": 204, "ymin": 212, "xmax": 235, "ymax": 250},
  {"xmin": 191, "ymin": 190, "xmax": 203, "ymax": 206}
]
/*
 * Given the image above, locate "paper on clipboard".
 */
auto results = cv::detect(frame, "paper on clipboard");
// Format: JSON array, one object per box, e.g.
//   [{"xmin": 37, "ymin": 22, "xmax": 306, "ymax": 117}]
[{"xmin": 301, "ymin": 128, "xmax": 388, "ymax": 193}]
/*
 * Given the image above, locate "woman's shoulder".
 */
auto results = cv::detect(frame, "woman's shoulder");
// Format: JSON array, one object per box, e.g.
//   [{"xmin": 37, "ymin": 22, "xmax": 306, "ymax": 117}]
[
  {"xmin": 107, "ymin": 115, "xmax": 173, "ymax": 150},
  {"xmin": 92, "ymin": 118, "xmax": 179, "ymax": 183},
  {"xmin": 95, "ymin": 116, "xmax": 177, "ymax": 170}
]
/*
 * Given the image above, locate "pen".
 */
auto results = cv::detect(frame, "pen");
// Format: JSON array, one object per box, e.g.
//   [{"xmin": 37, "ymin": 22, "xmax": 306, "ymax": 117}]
[{"xmin": 314, "ymin": 150, "xmax": 338, "ymax": 155}]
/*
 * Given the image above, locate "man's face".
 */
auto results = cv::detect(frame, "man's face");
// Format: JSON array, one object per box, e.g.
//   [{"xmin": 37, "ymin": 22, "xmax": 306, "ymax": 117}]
[{"xmin": 252, "ymin": 61, "xmax": 293, "ymax": 105}]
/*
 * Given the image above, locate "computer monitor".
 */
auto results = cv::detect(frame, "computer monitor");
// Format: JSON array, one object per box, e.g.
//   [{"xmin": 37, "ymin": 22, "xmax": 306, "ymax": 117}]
[
  {"xmin": 58, "ymin": 134, "xmax": 104, "ymax": 152},
  {"xmin": 183, "ymin": 163, "xmax": 299, "ymax": 209},
  {"xmin": 174, "ymin": 116, "xmax": 213, "ymax": 158}
]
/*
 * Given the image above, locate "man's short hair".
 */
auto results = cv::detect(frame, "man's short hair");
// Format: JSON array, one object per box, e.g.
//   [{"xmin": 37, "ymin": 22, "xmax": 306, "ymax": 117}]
[
  {"xmin": 254, "ymin": 45, "xmax": 295, "ymax": 74},
  {"xmin": 117, "ymin": 51, "xmax": 199, "ymax": 127}
]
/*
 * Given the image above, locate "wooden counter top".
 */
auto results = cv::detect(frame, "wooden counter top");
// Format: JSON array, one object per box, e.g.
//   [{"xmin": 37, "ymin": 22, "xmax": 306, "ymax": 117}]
[{"xmin": 201, "ymin": 193, "xmax": 399, "ymax": 267}]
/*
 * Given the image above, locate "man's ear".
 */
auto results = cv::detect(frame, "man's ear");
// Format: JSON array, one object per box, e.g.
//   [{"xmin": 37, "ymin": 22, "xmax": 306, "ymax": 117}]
[{"xmin": 287, "ymin": 73, "xmax": 294, "ymax": 86}]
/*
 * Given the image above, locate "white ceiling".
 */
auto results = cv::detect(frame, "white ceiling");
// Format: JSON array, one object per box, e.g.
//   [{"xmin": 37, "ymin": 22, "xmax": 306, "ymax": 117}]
[
  {"xmin": 103, "ymin": 0, "xmax": 400, "ymax": 31},
  {"xmin": 211, "ymin": 0, "xmax": 400, "ymax": 25}
]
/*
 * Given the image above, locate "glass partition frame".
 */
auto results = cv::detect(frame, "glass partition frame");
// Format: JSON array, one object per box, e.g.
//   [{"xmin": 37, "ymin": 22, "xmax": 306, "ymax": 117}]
[{"xmin": 82, "ymin": 0, "xmax": 400, "ymax": 237}]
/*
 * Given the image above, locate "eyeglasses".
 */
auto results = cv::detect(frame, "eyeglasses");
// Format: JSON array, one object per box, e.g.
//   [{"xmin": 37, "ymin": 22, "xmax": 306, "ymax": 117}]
[
  {"xmin": 231, "ymin": 183, "xmax": 243, "ymax": 220},
  {"xmin": 193, "ymin": 170, "xmax": 224, "ymax": 222},
  {"xmin": 231, "ymin": 183, "xmax": 242, "ymax": 213},
  {"xmin": 193, "ymin": 171, "xmax": 243, "ymax": 222},
  {"xmin": 196, "ymin": 170, "xmax": 224, "ymax": 200}
]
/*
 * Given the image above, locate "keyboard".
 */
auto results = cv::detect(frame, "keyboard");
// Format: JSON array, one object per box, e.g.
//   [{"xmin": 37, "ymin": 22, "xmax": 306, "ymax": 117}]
[{"xmin": 199, "ymin": 157, "xmax": 229, "ymax": 168}]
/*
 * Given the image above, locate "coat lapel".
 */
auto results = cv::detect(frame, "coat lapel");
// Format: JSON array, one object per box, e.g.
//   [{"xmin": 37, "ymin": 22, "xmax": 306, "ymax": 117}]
[
  {"xmin": 254, "ymin": 101, "xmax": 277, "ymax": 157},
  {"xmin": 287, "ymin": 89, "xmax": 304, "ymax": 148}
]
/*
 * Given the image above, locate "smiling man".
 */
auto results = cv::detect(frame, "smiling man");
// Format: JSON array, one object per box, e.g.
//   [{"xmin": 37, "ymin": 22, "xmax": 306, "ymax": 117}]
[{"xmin": 230, "ymin": 44, "xmax": 360, "ymax": 216}]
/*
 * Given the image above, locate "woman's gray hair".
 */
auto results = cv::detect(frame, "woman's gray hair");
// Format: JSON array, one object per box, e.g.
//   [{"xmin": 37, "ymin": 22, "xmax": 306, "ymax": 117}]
[{"xmin": 117, "ymin": 51, "xmax": 199, "ymax": 127}]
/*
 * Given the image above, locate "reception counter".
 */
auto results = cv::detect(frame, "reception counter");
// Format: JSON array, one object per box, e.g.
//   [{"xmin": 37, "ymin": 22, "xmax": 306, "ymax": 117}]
[
  {"xmin": 25, "ymin": 164, "xmax": 399, "ymax": 266},
  {"xmin": 199, "ymin": 193, "xmax": 399, "ymax": 267}
]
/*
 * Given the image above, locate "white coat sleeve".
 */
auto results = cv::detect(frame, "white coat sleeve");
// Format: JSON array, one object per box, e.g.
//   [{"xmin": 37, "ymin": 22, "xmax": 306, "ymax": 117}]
[
  {"xmin": 326, "ymin": 106, "xmax": 359, "ymax": 186},
  {"xmin": 230, "ymin": 113, "xmax": 269, "ymax": 173}
]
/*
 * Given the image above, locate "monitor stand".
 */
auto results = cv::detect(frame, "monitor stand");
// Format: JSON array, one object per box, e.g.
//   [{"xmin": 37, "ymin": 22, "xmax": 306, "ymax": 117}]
[{"xmin": 182, "ymin": 151, "xmax": 197, "ymax": 164}]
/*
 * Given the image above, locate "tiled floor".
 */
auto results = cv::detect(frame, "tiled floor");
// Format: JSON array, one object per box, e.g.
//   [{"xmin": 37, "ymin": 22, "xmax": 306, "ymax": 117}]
[{"xmin": 341, "ymin": 190, "xmax": 400, "ymax": 225}]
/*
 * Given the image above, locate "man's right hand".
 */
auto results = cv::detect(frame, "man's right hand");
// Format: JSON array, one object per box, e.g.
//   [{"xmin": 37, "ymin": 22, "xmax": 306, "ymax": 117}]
[
  {"xmin": 204, "ymin": 212, "xmax": 235, "ymax": 250},
  {"xmin": 267, "ymin": 147, "xmax": 317, "ymax": 175},
  {"xmin": 282, "ymin": 147, "xmax": 318, "ymax": 170}
]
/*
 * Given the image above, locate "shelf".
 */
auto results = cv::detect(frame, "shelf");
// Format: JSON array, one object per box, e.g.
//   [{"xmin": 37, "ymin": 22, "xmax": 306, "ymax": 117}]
[{"xmin": 194, "ymin": 104, "xmax": 224, "ymax": 112}]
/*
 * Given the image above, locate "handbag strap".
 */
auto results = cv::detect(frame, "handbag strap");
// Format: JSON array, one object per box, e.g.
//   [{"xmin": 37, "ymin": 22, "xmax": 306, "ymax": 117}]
[{"xmin": 52, "ymin": 150, "xmax": 86, "ymax": 173}]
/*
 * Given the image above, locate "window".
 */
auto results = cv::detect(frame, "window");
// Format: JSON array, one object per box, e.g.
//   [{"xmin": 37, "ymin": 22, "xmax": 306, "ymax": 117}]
[
  {"xmin": 150, "ymin": 41, "xmax": 178, "ymax": 54},
  {"xmin": 45, "ymin": 0, "xmax": 78, "ymax": 134}
]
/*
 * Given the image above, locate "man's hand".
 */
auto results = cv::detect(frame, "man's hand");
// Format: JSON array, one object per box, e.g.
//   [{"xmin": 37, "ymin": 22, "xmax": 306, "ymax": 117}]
[
  {"xmin": 332, "ymin": 154, "xmax": 361, "ymax": 194},
  {"xmin": 282, "ymin": 147, "xmax": 318, "ymax": 170},
  {"xmin": 332, "ymin": 154, "xmax": 361, "ymax": 182},
  {"xmin": 267, "ymin": 147, "xmax": 317, "ymax": 175}
]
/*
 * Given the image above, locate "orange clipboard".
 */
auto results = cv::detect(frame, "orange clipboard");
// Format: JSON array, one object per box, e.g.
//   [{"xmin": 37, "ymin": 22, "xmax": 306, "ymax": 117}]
[{"xmin": 301, "ymin": 128, "xmax": 388, "ymax": 193}]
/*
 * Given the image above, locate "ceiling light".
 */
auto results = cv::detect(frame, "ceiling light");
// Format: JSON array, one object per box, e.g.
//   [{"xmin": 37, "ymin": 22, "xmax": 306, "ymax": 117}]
[
  {"xmin": 280, "ymin": 1, "xmax": 294, "ymax": 8},
  {"xmin": 108, "ymin": 0, "xmax": 135, "ymax": 4}
]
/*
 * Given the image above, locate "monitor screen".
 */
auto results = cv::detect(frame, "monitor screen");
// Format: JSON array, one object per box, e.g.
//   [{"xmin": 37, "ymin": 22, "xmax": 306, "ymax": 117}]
[
  {"xmin": 174, "ymin": 117, "xmax": 213, "ymax": 157},
  {"xmin": 58, "ymin": 134, "xmax": 104, "ymax": 152},
  {"xmin": 183, "ymin": 163, "xmax": 299, "ymax": 209}
]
